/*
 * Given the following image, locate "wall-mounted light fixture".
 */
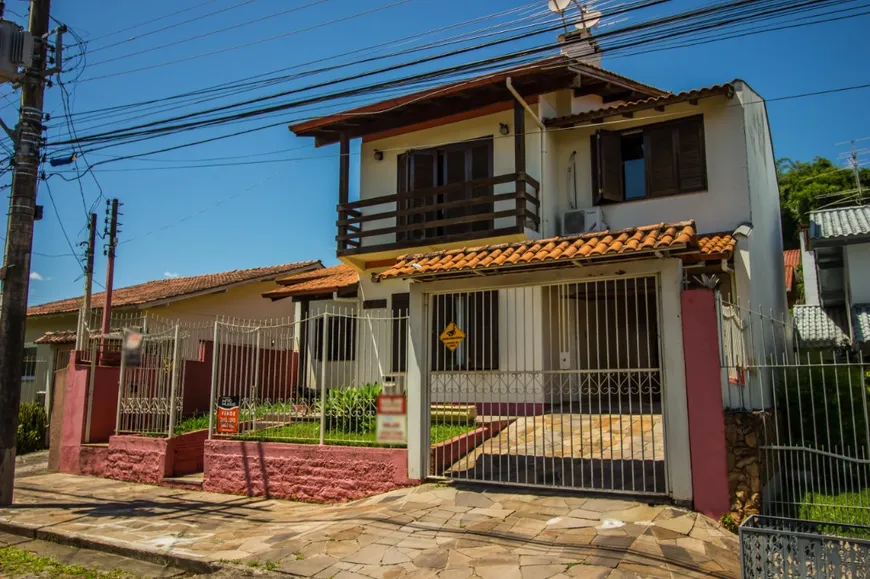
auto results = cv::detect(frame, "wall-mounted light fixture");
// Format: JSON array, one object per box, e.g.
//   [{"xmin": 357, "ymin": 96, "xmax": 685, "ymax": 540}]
[
  {"xmin": 499, "ymin": 123, "xmax": 510, "ymax": 136},
  {"xmin": 374, "ymin": 149, "xmax": 384, "ymax": 161}
]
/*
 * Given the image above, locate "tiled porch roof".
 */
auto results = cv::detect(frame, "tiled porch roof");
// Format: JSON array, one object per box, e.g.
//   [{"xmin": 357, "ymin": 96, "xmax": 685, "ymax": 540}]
[
  {"xmin": 377, "ymin": 221, "xmax": 738, "ymax": 280},
  {"xmin": 793, "ymin": 305, "xmax": 850, "ymax": 349},
  {"xmin": 34, "ymin": 330, "xmax": 77, "ymax": 345},
  {"xmin": 263, "ymin": 264, "xmax": 359, "ymax": 300},
  {"xmin": 852, "ymin": 304, "xmax": 870, "ymax": 344},
  {"xmin": 783, "ymin": 249, "xmax": 801, "ymax": 292}
]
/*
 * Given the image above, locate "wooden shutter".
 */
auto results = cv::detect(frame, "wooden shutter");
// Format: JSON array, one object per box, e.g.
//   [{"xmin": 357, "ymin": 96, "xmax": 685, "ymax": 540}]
[
  {"xmin": 595, "ymin": 130, "xmax": 624, "ymax": 203},
  {"xmin": 644, "ymin": 125, "xmax": 679, "ymax": 198},
  {"xmin": 469, "ymin": 139, "xmax": 494, "ymax": 232},
  {"xmin": 391, "ymin": 293, "xmax": 409, "ymax": 373},
  {"xmin": 396, "ymin": 153, "xmax": 409, "ymax": 241},
  {"xmin": 676, "ymin": 117, "xmax": 707, "ymax": 193}
]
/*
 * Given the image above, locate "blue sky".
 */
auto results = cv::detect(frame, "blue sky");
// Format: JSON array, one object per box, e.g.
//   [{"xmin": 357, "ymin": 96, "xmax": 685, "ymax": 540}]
[{"xmin": 10, "ymin": 0, "xmax": 870, "ymax": 305}]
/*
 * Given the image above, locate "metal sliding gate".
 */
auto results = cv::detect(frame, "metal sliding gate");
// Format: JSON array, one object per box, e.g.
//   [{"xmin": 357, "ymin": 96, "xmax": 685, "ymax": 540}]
[{"xmin": 427, "ymin": 276, "xmax": 668, "ymax": 496}]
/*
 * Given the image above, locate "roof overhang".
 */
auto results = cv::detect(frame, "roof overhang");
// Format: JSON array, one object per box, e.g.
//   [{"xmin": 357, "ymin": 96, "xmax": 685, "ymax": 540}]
[
  {"xmin": 545, "ymin": 83, "xmax": 736, "ymax": 128},
  {"xmin": 289, "ymin": 56, "xmax": 666, "ymax": 147}
]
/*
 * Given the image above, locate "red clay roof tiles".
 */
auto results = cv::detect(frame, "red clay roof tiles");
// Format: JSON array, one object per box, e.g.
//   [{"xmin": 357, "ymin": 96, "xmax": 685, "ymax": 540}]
[
  {"xmin": 28, "ymin": 261, "xmax": 320, "ymax": 317},
  {"xmin": 378, "ymin": 221, "xmax": 706, "ymax": 280},
  {"xmin": 263, "ymin": 264, "xmax": 359, "ymax": 300}
]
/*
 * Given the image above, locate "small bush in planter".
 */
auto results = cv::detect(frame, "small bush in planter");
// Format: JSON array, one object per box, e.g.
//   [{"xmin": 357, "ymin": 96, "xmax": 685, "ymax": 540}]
[
  {"xmin": 17, "ymin": 402, "xmax": 47, "ymax": 455},
  {"xmin": 318, "ymin": 383, "xmax": 382, "ymax": 435}
]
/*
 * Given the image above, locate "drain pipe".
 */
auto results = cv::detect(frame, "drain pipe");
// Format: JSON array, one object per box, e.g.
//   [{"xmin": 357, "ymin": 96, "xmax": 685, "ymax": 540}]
[{"xmin": 507, "ymin": 77, "xmax": 547, "ymax": 236}]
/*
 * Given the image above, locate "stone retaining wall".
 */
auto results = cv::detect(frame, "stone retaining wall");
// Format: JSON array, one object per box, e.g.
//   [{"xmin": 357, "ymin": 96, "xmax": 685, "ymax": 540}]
[
  {"xmin": 204, "ymin": 440, "xmax": 416, "ymax": 502},
  {"xmin": 725, "ymin": 410, "xmax": 774, "ymax": 522}
]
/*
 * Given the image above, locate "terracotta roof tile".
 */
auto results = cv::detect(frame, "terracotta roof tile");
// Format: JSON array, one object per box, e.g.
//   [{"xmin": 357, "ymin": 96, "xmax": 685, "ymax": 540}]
[
  {"xmin": 34, "ymin": 330, "xmax": 77, "ymax": 344},
  {"xmin": 696, "ymin": 232, "xmax": 737, "ymax": 259},
  {"xmin": 28, "ymin": 261, "xmax": 320, "ymax": 317},
  {"xmin": 783, "ymin": 249, "xmax": 801, "ymax": 292},
  {"xmin": 378, "ymin": 221, "xmax": 699, "ymax": 280},
  {"xmin": 263, "ymin": 264, "xmax": 359, "ymax": 300}
]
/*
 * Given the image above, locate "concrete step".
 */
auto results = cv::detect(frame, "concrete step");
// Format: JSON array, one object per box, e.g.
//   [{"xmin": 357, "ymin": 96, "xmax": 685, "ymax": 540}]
[{"xmin": 162, "ymin": 472, "xmax": 204, "ymax": 490}]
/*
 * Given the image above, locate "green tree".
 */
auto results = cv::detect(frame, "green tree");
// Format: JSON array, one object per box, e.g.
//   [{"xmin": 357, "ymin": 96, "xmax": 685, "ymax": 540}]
[{"xmin": 777, "ymin": 157, "xmax": 870, "ymax": 249}]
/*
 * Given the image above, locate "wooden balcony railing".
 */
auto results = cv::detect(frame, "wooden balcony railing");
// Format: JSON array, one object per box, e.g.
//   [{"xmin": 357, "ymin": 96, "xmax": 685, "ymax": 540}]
[{"xmin": 336, "ymin": 172, "xmax": 540, "ymax": 256}]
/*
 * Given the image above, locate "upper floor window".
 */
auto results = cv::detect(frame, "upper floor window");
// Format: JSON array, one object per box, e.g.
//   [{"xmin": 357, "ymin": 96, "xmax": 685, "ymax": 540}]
[
  {"xmin": 592, "ymin": 115, "xmax": 707, "ymax": 204},
  {"xmin": 396, "ymin": 137, "xmax": 494, "ymax": 242}
]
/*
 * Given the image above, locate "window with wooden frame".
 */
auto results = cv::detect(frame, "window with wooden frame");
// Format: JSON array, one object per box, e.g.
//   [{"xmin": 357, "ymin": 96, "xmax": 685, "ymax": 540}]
[
  {"xmin": 591, "ymin": 115, "xmax": 707, "ymax": 204},
  {"xmin": 396, "ymin": 137, "xmax": 494, "ymax": 242},
  {"xmin": 313, "ymin": 314, "xmax": 357, "ymax": 362},
  {"xmin": 431, "ymin": 291, "xmax": 499, "ymax": 372}
]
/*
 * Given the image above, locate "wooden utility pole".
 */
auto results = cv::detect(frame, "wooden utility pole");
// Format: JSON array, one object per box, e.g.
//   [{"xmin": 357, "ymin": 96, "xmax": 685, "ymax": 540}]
[
  {"xmin": 75, "ymin": 213, "xmax": 97, "ymax": 350},
  {"xmin": 0, "ymin": 0, "xmax": 52, "ymax": 505},
  {"xmin": 99, "ymin": 199, "xmax": 119, "ymax": 347}
]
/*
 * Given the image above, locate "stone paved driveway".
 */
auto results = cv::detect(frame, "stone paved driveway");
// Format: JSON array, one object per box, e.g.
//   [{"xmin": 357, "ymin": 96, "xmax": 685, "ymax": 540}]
[{"xmin": 2, "ymin": 468, "xmax": 739, "ymax": 578}]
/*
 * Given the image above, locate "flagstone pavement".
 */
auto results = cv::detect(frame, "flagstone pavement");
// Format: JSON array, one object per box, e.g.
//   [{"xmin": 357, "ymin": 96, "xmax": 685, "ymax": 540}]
[{"xmin": 2, "ymin": 464, "xmax": 739, "ymax": 578}]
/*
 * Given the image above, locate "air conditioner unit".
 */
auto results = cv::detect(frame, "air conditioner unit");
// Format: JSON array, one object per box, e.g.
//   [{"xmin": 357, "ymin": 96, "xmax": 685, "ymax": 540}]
[{"xmin": 562, "ymin": 207, "xmax": 606, "ymax": 235}]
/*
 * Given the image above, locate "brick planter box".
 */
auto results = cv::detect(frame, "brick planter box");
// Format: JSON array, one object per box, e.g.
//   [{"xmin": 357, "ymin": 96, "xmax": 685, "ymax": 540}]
[
  {"xmin": 204, "ymin": 440, "xmax": 416, "ymax": 503},
  {"xmin": 430, "ymin": 420, "xmax": 512, "ymax": 474},
  {"xmin": 105, "ymin": 429, "xmax": 208, "ymax": 485}
]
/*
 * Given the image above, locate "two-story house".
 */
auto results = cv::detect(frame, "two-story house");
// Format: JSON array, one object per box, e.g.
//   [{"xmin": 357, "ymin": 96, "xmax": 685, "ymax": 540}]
[
  {"xmin": 288, "ymin": 47, "xmax": 786, "ymax": 505},
  {"xmin": 793, "ymin": 205, "xmax": 870, "ymax": 350}
]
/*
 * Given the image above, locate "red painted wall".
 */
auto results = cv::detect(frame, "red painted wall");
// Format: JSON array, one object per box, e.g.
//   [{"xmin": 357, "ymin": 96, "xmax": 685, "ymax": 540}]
[
  {"xmin": 430, "ymin": 420, "xmax": 511, "ymax": 473},
  {"xmin": 106, "ymin": 435, "xmax": 171, "ymax": 484},
  {"xmin": 681, "ymin": 289, "xmax": 730, "ymax": 519},
  {"xmin": 203, "ymin": 441, "xmax": 416, "ymax": 502}
]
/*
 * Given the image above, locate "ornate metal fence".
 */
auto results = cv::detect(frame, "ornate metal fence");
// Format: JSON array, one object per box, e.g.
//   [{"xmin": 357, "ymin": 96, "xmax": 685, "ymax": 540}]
[
  {"xmin": 740, "ymin": 515, "xmax": 870, "ymax": 578},
  {"xmin": 208, "ymin": 307, "xmax": 407, "ymax": 445}
]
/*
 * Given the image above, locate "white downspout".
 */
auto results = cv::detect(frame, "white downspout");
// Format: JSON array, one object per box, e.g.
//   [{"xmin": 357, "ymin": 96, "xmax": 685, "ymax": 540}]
[{"xmin": 507, "ymin": 78, "xmax": 547, "ymax": 236}]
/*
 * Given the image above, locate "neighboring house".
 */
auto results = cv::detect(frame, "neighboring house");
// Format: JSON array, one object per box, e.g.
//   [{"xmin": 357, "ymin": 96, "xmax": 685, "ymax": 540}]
[
  {"xmin": 288, "ymin": 44, "xmax": 786, "ymax": 505},
  {"xmin": 794, "ymin": 205, "xmax": 870, "ymax": 350},
  {"xmin": 784, "ymin": 248, "xmax": 801, "ymax": 308},
  {"xmin": 22, "ymin": 260, "xmax": 321, "ymax": 407}
]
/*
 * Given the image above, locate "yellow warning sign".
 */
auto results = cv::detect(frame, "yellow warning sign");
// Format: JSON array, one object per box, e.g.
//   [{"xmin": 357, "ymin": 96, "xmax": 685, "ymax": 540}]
[{"xmin": 439, "ymin": 322, "xmax": 466, "ymax": 352}]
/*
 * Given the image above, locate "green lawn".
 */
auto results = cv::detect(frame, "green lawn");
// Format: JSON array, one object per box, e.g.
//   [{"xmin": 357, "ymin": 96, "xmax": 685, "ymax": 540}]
[
  {"xmin": 235, "ymin": 420, "xmax": 476, "ymax": 447},
  {"xmin": 0, "ymin": 546, "xmax": 132, "ymax": 578},
  {"xmin": 798, "ymin": 489, "xmax": 870, "ymax": 537},
  {"xmin": 172, "ymin": 413, "xmax": 209, "ymax": 436}
]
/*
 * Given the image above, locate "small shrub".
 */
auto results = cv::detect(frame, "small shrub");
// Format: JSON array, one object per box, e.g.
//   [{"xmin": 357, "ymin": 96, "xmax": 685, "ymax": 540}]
[
  {"xmin": 16, "ymin": 402, "xmax": 47, "ymax": 455},
  {"xmin": 317, "ymin": 383, "xmax": 382, "ymax": 434},
  {"xmin": 173, "ymin": 413, "xmax": 209, "ymax": 436},
  {"xmin": 719, "ymin": 513, "xmax": 738, "ymax": 534}
]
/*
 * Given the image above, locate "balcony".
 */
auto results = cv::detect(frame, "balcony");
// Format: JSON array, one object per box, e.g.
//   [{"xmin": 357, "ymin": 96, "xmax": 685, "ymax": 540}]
[{"xmin": 336, "ymin": 172, "xmax": 540, "ymax": 257}]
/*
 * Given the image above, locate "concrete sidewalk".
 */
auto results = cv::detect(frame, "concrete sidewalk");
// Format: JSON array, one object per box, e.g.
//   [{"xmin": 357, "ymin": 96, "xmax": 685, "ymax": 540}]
[{"xmin": 1, "ymin": 467, "xmax": 739, "ymax": 578}]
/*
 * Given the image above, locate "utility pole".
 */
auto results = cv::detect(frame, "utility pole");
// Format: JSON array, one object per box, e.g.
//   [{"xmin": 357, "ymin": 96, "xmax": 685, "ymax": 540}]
[
  {"xmin": 0, "ymin": 0, "xmax": 52, "ymax": 505},
  {"xmin": 75, "ymin": 213, "xmax": 97, "ymax": 350},
  {"xmin": 849, "ymin": 141, "xmax": 864, "ymax": 203},
  {"xmin": 99, "ymin": 199, "xmax": 119, "ymax": 351}
]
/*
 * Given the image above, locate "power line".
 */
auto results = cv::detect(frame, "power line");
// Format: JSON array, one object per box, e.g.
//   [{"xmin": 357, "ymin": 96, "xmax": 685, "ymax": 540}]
[{"xmin": 84, "ymin": 0, "xmax": 224, "ymax": 44}]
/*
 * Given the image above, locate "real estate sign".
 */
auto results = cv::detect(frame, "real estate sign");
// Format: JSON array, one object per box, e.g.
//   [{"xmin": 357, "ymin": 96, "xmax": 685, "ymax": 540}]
[
  {"xmin": 216, "ymin": 395, "xmax": 240, "ymax": 434},
  {"xmin": 376, "ymin": 395, "xmax": 407, "ymax": 444}
]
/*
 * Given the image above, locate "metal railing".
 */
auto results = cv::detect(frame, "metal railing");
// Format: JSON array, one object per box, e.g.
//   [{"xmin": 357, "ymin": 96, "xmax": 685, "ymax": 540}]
[
  {"xmin": 720, "ymin": 298, "xmax": 870, "ymax": 526},
  {"xmin": 740, "ymin": 515, "xmax": 870, "ymax": 578},
  {"xmin": 208, "ymin": 307, "xmax": 408, "ymax": 445}
]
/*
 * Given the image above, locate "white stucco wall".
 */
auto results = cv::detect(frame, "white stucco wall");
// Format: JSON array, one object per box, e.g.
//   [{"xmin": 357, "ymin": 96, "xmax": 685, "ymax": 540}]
[
  {"xmin": 800, "ymin": 232, "xmax": 820, "ymax": 306},
  {"xmin": 845, "ymin": 243, "xmax": 870, "ymax": 305},
  {"xmin": 549, "ymin": 95, "xmax": 752, "ymax": 235}
]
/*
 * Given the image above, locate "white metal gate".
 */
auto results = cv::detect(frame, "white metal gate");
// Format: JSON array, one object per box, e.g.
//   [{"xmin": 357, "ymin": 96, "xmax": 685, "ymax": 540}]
[{"xmin": 426, "ymin": 276, "xmax": 667, "ymax": 495}]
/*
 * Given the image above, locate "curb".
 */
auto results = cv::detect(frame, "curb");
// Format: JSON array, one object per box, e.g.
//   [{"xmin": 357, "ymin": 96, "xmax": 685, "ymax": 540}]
[{"xmin": 0, "ymin": 519, "xmax": 220, "ymax": 575}]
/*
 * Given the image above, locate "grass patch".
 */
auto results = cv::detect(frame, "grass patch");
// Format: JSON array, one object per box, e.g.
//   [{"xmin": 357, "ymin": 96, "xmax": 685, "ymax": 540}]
[
  {"xmin": 234, "ymin": 420, "xmax": 476, "ymax": 447},
  {"xmin": 172, "ymin": 413, "xmax": 209, "ymax": 436},
  {"xmin": 798, "ymin": 488, "xmax": 870, "ymax": 532},
  {"xmin": 0, "ymin": 545, "xmax": 132, "ymax": 578}
]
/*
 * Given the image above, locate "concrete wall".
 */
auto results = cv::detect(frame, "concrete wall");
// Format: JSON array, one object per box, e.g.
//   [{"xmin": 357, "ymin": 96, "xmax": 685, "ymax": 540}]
[
  {"xmin": 800, "ymin": 232, "xmax": 820, "ymax": 306},
  {"xmin": 152, "ymin": 280, "xmax": 295, "ymax": 324},
  {"xmin": 203, "ymin": 440, "xmax": 415, "ymax": 502},
  {"xmin": 845, "ymin": 242, "xmax": 870, "ymax": 304}
]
